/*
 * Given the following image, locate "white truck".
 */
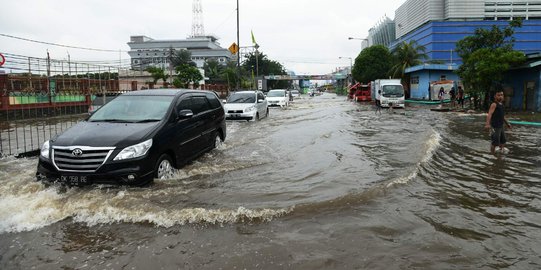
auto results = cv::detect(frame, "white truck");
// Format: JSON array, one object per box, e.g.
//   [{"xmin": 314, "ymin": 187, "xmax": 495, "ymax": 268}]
[{"xmin": 372, "ymin": 79, "xmax": 405, "ymax": 108}]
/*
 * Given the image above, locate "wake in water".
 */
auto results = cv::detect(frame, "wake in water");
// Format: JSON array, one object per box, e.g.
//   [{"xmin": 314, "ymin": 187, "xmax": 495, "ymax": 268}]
[
  {"xmin": 287, "ymin": 128, "xmax": 443, "ymax": 216},
  {"xmin": 386, "ymin": 129, "xmax": 441, "ymax": 188}
]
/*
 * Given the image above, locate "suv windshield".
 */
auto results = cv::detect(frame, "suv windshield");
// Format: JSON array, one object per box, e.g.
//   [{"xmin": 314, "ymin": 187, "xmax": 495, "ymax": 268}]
[
  {"xmin": 89, "ymin": 95, "xmax": 174, "ymax": 123},
  {"xmin": 227, "ymin": 93, "xmax": 256, "ymax": 103},
  {"xmin": 267, "ymin": 90, "xmax": 285, "ymax": 97},
  {"xmin": 382, "ymin": 85, "xmax": 404, "ymax": 97}
]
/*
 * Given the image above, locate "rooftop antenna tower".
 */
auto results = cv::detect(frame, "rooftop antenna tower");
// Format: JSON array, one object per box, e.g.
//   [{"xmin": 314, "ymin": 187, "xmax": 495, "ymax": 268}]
[{"xmin": 192, "ymin": 0, "xmax": 205, "ymax": 37}]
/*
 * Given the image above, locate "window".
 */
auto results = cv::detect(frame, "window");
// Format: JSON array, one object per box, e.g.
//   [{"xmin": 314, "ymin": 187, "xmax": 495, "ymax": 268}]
[
  {"xmin": 440, "ymin": 75, "xmax": 447, "ymax": 81},
  {"xmin": 177, "ymin": 98, "xmax": 192, "ymax": 112},
  {"xmin": 205, "ymin": 92, "xmax": 222, "ymax": 109},
  {"xmin": 191, "ymin": 96, "xmax": 211, "ymax": 114},
  {"xmin": 410, "ymin": 76, "xmax": 419, "ymax": 85}
]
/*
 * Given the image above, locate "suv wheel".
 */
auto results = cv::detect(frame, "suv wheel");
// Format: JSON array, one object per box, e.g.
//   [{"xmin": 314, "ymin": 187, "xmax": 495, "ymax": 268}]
[
  {"xmin": 213, "ymin": 132, "xmax": 223, "ymax": 149},
  {"xmin": 155, "ymin": 154, "xmax": 174, "ymax": 180}
]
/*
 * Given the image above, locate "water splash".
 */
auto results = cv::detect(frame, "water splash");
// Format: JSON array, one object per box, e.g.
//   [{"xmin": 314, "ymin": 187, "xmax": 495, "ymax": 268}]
[{"xmin": 386, "ymin": 129, "xmax": 442, "ymax": 188}]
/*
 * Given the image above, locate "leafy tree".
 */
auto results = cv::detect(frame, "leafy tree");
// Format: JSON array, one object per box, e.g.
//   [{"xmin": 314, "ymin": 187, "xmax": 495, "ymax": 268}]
[
  {"xmin": 352, "ymin": 45, "xmax": 393, "ymax": 83},
  {"xmin": 174, "ymin": 64, "xmax": 203, "ymax": 88},
  {"xmin": 222, "ymin": 61, "xmax": 240, "ymax": 90},
  {"xmin": 145, "ymin": 66, "xmax": 168, "ymax": 85},
  {"xmin": 456, "ymin": 19, "xmax": 526, "ymax": 109}
]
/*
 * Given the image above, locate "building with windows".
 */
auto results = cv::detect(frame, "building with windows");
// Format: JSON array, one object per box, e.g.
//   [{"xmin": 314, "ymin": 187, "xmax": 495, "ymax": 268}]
[
  {"xmin": 386, "ymin": 0, "xmax": 541, "ymax": 110},
  {"xmin": 127, "ymin": 35, "xmax": 233, "ymax": 71},
  {"xmin": 395, "ymin": 0, "xmax": 541, "ymax": 39}
]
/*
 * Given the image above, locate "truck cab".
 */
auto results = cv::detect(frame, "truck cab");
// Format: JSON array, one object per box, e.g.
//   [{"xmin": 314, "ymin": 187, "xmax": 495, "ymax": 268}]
[{"xmin": 373, "ymin": 79, "xmax": 405, "ymax": 108}]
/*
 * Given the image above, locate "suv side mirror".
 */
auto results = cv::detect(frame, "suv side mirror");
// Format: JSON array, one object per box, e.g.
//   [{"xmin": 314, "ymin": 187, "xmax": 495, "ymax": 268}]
[
  {"xmin": 178, "ymin": 109, "xmax": 194, "ymax": 119},
  {"xmin": 257, "ymin": 99, "xmax": 264, "ymax": 103}
]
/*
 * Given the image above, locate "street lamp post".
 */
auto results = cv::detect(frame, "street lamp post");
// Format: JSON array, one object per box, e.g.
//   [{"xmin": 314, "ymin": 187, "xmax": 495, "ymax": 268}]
[{"xmin": 236, "ymin": 0, "xmax": 240, "ymax": 90}]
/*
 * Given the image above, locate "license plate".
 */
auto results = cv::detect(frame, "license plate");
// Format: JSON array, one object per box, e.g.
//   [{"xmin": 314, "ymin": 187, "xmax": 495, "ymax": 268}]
[{"xmin": 61, "ymin": 175, "xmax": 89, "ymax": 186}]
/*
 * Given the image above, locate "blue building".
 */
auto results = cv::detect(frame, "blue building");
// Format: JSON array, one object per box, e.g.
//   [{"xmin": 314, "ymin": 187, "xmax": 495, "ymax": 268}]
[
  {"xmin": 392, "ymin": 20, "xmax": 541, "ymax": 65},
  {"xmin": 502, "ymin": 53, "xmax": 541, "ymax": 111},
  {"xmin": 398, "ymin": 20, "xmax": 541, "ymax": 111},
  {"xmin": 405, "ymin": 64, "xmax": 459, "ymax": 100}
]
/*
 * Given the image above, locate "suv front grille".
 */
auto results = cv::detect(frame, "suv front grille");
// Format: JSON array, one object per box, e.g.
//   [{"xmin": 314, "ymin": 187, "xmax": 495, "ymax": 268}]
[{"xmin": 52, "ymin": 146, "xmax": 115, "ymax": 172}]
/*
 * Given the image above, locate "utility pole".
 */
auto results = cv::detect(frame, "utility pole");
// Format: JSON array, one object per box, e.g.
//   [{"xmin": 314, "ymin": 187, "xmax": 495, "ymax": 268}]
[{"xmin": 236, "ymin": 0, "xmax": 240, "ymax": 90}]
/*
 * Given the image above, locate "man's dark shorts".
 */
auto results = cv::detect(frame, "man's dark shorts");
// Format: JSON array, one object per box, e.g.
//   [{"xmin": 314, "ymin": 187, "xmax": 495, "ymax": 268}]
[{"xmin": 491, "ymin": 128, "xmax": 507, "ymax": 146}]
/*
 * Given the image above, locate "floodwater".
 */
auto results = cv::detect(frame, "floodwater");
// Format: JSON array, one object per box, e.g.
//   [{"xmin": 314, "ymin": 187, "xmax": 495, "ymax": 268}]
[{"xmin": 1, "ymin": 93, "xmax": 540, "ymax": 269}]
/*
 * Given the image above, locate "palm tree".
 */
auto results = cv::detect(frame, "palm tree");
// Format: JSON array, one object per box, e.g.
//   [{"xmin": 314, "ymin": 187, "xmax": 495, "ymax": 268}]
[
  {"xmin": 390, "ymin": 40, "xmax": 428, "ymax": 78},
  {"xmin": 203, "ymin": 59, "xmax": 225, "ymax": 83},
  {"xmin": 390, "ymin": 40, "xmax": 428, "ymax": 98}
]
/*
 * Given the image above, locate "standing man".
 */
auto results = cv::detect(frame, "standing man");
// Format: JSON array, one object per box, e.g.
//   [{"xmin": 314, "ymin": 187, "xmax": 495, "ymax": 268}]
[
  {"xmin": 485, "ymin": 91, "xmax": 512, "ymax": 154},
  {"xmin": 457, "ymin": 86, "xmax": 465, "ymax": 108},
  {"xmin": 449, "ymin": 87, "xmax": 456, "ymax": 108}
]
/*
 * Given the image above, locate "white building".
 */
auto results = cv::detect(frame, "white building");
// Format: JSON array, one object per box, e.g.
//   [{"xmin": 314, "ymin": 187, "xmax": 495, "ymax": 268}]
[{"xmin": 127, "ymin": 35, "xmax": 233, "ymax": 70}]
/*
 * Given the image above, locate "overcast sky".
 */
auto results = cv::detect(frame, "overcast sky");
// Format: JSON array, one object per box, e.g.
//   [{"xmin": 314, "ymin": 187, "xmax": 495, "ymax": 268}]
[{"xmin": 1, "ymin": 0, "xmax": 406, "ymax": 75}]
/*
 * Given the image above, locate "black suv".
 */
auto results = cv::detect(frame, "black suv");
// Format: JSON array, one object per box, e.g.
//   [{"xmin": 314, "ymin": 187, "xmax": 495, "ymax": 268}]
[{"xmin": 36, "ymin": 89, "xmax": 226, "ymax": 186}]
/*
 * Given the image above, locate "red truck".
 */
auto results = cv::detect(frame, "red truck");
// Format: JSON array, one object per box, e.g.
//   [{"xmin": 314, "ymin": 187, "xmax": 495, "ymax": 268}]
[{"xmin": 352, "ymin": 82, "xmax": 371, "ymax": 102}]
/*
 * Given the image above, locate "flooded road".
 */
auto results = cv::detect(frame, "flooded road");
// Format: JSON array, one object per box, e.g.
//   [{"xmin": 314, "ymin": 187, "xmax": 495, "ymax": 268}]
[{"xmin": 1, "ymin": 93, "xmax": 540, "ymax": 269}]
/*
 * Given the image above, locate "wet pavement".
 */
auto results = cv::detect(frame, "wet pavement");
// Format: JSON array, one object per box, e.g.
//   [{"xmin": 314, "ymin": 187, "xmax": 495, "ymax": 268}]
[{"xmin": 1, "ymin": 93, "xmax": 540, "ymax": 269}]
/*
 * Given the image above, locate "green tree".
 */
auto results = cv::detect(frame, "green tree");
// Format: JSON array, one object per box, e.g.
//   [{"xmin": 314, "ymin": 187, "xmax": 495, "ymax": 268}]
[
  {"xmin": 145, "ymin": 66, "xmax": 168, "ymax": 85},
  {"xmin": 169, "ymin": 49, "xmax": 196, "ymax": 68},
  {"xmin": 174, "ymin": 64, "xmax": 203, "ymax": 88},
  {"xmin": 456, "ymin": 19, "xmax": 526, "ymax": 109},
  {"xmin": 203, "ymin": 59, "xmax": 225, "ymax": 83},
  {"xmin": 352, "ymin": 45, "xmax": 393, "ymax": 83},
  {"xmin": 222, "ymin": 64, "xmax": 239, "ymax": 90}
]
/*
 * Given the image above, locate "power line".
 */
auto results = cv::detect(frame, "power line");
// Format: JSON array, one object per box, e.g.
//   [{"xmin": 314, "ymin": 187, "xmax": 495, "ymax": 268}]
[{"xmin": 0, "ymin": 33, "xmax": 127, "ymax": 53}]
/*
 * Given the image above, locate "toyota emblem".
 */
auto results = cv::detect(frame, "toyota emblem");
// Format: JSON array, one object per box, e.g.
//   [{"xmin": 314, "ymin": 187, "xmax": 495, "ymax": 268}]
[{"xmin": 72, "ymin": 148, "xmax": 83, "ymax": 157}]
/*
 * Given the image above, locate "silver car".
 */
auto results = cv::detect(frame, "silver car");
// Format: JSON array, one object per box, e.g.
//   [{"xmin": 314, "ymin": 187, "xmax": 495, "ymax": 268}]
[{"xmin": 224, "ymin": 90, "xmax": 269, "ymax": 121}]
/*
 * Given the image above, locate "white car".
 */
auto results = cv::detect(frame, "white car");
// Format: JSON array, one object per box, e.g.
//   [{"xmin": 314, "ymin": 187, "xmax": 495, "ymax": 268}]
[
  {"xmin": 266, "ymin": 89, "xmax": 289, "ymax": 108},
  {"xmin": 224, "ymin": 90, "xmax": 269, "ymax": 121},
  {"xmin": 290, "ymin": 90, "xmax": 301, "ymax": 98}
]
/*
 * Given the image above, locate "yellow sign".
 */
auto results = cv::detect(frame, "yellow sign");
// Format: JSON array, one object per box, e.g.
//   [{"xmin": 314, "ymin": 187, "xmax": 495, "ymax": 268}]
[{"xmin": 228, "ymin": 43, "xmax": 239, "ymax": 55}]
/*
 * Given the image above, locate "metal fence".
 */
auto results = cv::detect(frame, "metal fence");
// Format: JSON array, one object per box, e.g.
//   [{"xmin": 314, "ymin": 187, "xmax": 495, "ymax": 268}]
[
  {"xmin": 0, "ymin": 52, "xmax": 231, "ymax": 156},
  {"xmin": 0, "ymin": 90, "xmax": 93, "ymax": 157}
]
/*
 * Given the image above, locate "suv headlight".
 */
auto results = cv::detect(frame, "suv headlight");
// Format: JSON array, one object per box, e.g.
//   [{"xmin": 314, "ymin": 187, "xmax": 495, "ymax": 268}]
[
  {"xmin": 113, "ymin": 139, "xmax": 153, "ymax": 161},
  {"xmin": 40, "ymin": 141, "xmax": 50, "ymax": 159},
  {"xmin": 245, "ymin": 106, "xmax": 256, "ymax": 112}
]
